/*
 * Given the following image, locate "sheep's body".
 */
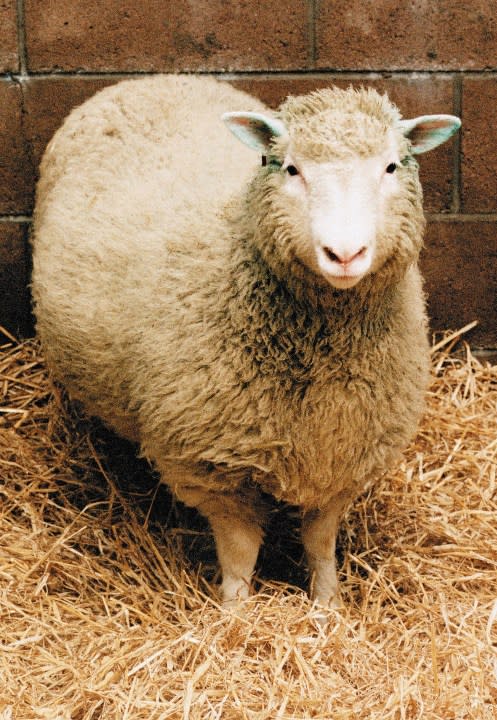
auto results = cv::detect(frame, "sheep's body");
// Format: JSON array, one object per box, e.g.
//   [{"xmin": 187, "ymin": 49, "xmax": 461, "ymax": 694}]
[{"xmin": 32, "ymin": 75, "xmax": 457, "ymax": 608}]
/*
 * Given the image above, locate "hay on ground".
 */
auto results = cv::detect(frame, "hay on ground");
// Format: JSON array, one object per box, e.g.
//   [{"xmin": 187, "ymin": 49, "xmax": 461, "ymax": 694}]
[{"xmin": 0, "ymin": 328, "xmax": 496, "ymax": 719}]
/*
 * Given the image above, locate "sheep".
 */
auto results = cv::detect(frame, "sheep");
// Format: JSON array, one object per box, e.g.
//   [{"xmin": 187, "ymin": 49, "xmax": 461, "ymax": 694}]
[{"xmin": 31, "ymin": 75, "xmax": 461, "ymax": 610}]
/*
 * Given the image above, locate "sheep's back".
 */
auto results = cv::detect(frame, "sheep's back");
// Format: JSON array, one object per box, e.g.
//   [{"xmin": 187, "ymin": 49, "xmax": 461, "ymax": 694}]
[{"xmin": 31, "ymin": 75, "xmax": 264, "ymax": 433}]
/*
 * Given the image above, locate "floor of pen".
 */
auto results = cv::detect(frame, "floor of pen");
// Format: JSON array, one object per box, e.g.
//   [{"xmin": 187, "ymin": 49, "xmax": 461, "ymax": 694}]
[{"xmin": 1, "ymin": 332, "xmax": 496, "ymax": 719}]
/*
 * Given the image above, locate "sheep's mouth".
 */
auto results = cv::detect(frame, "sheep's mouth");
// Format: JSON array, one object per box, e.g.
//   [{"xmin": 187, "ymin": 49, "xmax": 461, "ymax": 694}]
[
  {"xmin": 318, "ymin": 265, "xmax": 367, "ymax": 289},
  {"xmin": 324, "ymin": 273, "xmax": 365, "ymax": 289}
]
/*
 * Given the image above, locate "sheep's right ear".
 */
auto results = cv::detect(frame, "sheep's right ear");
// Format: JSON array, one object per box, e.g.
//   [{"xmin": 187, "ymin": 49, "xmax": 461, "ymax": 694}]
[{"xmin": 222, "ymin": 112, "xmax": 288, "ymax": 153}]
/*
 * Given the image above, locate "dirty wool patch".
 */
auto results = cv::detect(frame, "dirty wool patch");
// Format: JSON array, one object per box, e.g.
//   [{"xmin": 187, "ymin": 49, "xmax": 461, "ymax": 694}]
[{"xmin": 1, "ymin": 331, "xmax": 496, "ymax": 719}]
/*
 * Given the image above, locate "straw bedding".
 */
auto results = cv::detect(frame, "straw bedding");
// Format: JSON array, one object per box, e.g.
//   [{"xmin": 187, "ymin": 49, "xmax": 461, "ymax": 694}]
[{"xmin": 1, "ymin": 326, "xmax": 496, "ymax": 719}]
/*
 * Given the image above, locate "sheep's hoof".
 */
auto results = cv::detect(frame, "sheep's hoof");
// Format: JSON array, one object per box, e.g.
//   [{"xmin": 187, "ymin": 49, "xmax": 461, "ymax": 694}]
[
  {"xmin": 220, "ymin": 578, "xmax": 251, "ymax": 615},
  {"xmin": 311, "ymin": 592, "xmax": 343, "ymax": 628}
]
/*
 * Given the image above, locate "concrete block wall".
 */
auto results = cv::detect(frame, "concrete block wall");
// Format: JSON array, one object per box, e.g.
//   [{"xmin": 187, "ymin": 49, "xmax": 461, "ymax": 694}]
[{"xmin": 1, "ymin": 0, "xmax": 496, "ymax": 351}]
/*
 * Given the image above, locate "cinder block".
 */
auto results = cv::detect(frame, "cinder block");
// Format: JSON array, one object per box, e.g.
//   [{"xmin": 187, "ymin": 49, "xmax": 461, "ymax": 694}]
[
  {"xmin": 0, "ymin": 0, "xmax": 18, "ymax": 72},
  {"xmin": 23, "ymin": 77, "xmax": 118, "ymax": 171},
  {"xmin": 0, "ymin": 81, "xmax": 34, "ymax": 215},
  {"xmin": 316, "ymin": 0, "xmax": 497, "ymax": 71},
  {"xmin": 25, "ymin": 0, "xmax": 309, "ymax": 72},
  {"xmin": 461, "ymin": 77, "xmax": 497, "ymax": 213},
  {"xmin": 0, "ymin": 223, "xmax": 32, "ymax": 338},
  {"xmin": 422, "ymin": 221, "xmax": 497, "ymax": 347}
]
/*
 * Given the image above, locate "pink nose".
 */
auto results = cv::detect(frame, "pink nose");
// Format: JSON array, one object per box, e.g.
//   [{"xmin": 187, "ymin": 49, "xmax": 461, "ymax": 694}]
[{"xmin": 322, "ymin": 245, "xmax": 367, "ymax": 266}]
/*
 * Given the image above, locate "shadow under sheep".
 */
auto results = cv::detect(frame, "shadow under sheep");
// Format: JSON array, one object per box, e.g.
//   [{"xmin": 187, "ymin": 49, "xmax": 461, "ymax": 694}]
[{"xmin": 62, "ymin": 402, "xmax": 311, "ymax": 598}]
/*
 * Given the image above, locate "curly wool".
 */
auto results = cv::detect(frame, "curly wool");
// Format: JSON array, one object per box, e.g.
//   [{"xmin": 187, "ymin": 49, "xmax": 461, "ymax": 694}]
[
  {"xmin": 32, "ymin": 75, "xmax": 430, "ymax": 515},
  {"xmin": 273, "ymin": 86, "xmax": 405, "ymax": 161}
]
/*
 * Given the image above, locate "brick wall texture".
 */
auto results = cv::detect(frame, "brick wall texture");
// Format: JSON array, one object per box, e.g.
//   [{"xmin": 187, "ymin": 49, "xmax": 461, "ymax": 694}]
[{"xmin": 1, "ymin": 0, "xmax": 496, "ymax": 350}]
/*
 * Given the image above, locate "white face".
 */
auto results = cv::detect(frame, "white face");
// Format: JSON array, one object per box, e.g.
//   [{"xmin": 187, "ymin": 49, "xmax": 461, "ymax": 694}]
[{"xmin": 280, "ymin": 133, "xmax": 402, "ymax": 289}]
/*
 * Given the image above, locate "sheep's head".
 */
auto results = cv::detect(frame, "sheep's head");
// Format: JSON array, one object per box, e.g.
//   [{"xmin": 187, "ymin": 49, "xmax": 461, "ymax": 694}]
[{"xmin": 223, "ymin": 87, "xmax": 460, "ymax": 291}]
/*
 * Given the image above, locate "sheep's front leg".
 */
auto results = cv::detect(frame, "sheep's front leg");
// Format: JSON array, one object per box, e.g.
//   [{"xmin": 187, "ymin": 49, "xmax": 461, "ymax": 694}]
[
  {"xmin": 164, "ymin": 465, "xmax": 265, "ymax": 605},
  {"xmin": 172, "ymin": 476, "xmax": 265, "ymax": 606},
  {"xmin": 301, "ymin": 494, "xmax": 350, "ymax": 609},
  {"xmin": 207, "ymin": 502, "xmax": 264, "ymax": 605}
]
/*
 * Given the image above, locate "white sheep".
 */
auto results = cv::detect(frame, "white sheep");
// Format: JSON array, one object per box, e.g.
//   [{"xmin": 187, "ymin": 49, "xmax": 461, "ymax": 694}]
[{"xmin": 31, "ymin": 75, "xmax": 460, "ymax": 609}]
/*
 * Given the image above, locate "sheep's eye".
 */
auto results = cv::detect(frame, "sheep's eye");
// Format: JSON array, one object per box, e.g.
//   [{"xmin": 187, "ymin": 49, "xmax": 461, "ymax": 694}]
[
  {"xmin": 385, "ymin": 162, "xmax": 397, "ymax": 174},
  {"xmin": 286, "ymin": 164, "xmax": 299, "ymax": 176}
]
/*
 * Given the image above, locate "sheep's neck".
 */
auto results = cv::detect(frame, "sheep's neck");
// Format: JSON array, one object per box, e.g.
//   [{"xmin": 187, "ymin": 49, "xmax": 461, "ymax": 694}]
[{"xmin": 226, "ymin": 236, "xmax": 402, "ymax": 362}]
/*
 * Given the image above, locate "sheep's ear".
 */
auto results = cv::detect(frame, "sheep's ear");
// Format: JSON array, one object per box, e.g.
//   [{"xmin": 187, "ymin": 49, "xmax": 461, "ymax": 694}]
[
  {"xmin": 399, "ymin": 114, "xmax": 461, "ymax": 155},
  {"xmin": 222, "ymin": 111, "xmax": 288, "ymax": 153}
]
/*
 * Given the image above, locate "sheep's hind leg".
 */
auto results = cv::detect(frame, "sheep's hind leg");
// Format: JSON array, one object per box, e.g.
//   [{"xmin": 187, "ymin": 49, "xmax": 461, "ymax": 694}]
[{"xmin": 301, "ymin": 493, "xmax": 351, "ymax": 610}]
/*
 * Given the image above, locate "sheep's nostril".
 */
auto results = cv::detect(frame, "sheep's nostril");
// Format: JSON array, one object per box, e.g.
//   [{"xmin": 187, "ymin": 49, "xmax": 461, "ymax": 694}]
[{"xmin": 323, "ymin": 247, "xmax": 341, "ymax": 263}]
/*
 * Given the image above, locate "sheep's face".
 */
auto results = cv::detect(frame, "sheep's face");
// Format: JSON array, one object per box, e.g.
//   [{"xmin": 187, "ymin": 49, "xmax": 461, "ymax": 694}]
[
  {"xmin": 223, "ymin": 87, "xmax": 460, "ymax": 290},
  {"xmin": 276, "ymin": 131, "xmax": 402, "ymax": 289}
]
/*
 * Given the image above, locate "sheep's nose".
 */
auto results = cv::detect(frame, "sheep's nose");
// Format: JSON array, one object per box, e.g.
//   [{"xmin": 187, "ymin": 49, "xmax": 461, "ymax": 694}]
[{"xmin": 322, "ymin": 245, "xmax": 368, "ymax": 266}]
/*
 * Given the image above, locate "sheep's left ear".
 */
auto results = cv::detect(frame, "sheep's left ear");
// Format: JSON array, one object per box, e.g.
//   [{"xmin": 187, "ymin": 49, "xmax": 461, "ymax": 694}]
[
  {"xmin": 222, "ymin": 111, "xmax": 288, "ymax": 153},
  {"xmin": 399, "ymin": 114, "xmax": 461, "ymax": 154}
]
